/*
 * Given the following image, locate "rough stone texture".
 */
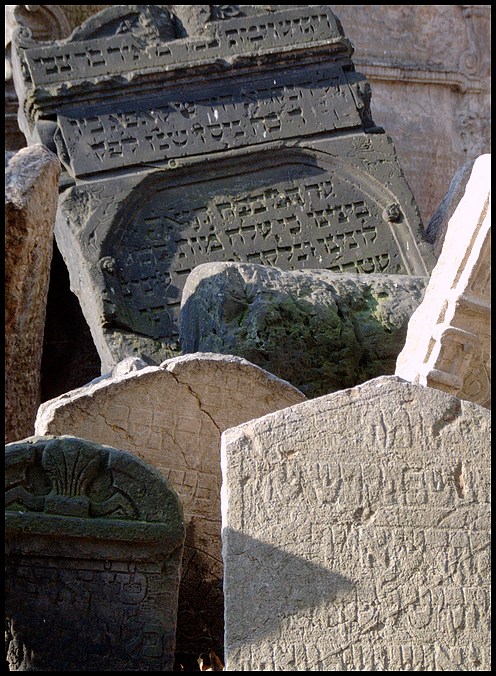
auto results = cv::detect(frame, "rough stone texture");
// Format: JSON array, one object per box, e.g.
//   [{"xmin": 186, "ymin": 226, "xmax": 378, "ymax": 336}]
[
  {"xmin": 5, "ymin": 435, "xmax": 185, "ymax": 671},
  {"xmin": 35, "ymin": 352, "xmax": 306, "ymax": 667},
  {"xmin": 7, "ymin": 6, "xmax": 491, "ymax": 220},
  {"xmin": 12, "ymin": 4, "xmax": 435, "ymax": 372},
  {"xmin": 5, "ymin": 144, "xmax": 61, "ymax": 443},
  {"xmin": 180, "ymin": 262, "xmax": 428, "ymax": 397},
  {"xmin": 396, "ymin": 154, "xmax": 491, "ymax": 409},
  {"xmin": 333, "ymin": 5, "xmax": 491, "ymax": 225},
  {"xmin": 221, "ymin": 376, "xmax": 491, "ymax": 671}
]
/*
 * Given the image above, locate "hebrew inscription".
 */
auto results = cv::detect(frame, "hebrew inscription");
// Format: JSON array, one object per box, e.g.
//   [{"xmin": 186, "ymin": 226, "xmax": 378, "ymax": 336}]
[
  {"xmin": 22, "ymin": 6, "xmax": 347, "ymax": 87},
  {"xmin": 221, "ymin": 377, "xmax": 491, "ymax": 671},
  {"xmin": 13, "ymin": 4, "xmax": 434, "ymax": 368},
  {"xmin": 35, "ymin": 353, "xmax": 305, "ymax": 667},
  {"xmin": 55, "ymin": 65, "xmax": 362, "ymax": 176},
  {"xmin": 5, "ymin": 436, "xmax": 185, "ymax": 671},
  {"xmin": 100, "ymin": 158, "xmax": 401, "ymax": 341}
]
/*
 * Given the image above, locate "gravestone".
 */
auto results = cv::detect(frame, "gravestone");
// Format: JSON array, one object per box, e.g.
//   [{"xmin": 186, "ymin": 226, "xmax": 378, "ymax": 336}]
[
  {"xmin": 12, "ymin": 4, "xmax": 435, "ymax": 372},
  {"xmin": 35, "ymin": 352, "xmax": 306, "ymax": 666},
  {"xmin": 5, "ymin": 435, "xmax": 185, "ymax": 671},
  {"xmin": 221, "ymin": 376, "xmax": 491, "ymax": 671},
  {"xmin": 5, "ymin": 144, "xmax": 61, "ymax": 442},
  {"xmin": 180, "ymin": 262, "xmax": 428, "ymax": 397},
  {"xmin": 396, "ymin": 154, "xmax": 491, "ymax": 409}
]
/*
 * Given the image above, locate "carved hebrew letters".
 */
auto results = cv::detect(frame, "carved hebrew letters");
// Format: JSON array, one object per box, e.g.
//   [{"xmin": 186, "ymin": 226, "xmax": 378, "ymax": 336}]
[
  {"xmin": 99, "ymin": 159, "xmax": 405, "ymax": 340},
  {"xmin": 54, "ymin": 65, "xmax": 362, "ymax": 176},
  {"xmin": 221, "ymin": 377, "xmax": 491, "ymax": 670},
  {"xmin": 13, "ymin": 5, "xmax": 434, "ymax": 367},
  {"xmin": 34, "ymin": 354, "xmax": 306, "ymax": 666},
  {"xmin": 5, "ymin": 436, "xmax": 185, "ymax": 671},
  {"xmin": 23, "ymin": 7, "xmax": 345, "ymax": 86}
]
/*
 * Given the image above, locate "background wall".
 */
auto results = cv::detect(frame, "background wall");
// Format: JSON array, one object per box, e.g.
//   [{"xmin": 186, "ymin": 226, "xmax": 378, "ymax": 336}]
[{"xmin": 333, "ymin": 4, "xmax": 491, "ymax": 223}]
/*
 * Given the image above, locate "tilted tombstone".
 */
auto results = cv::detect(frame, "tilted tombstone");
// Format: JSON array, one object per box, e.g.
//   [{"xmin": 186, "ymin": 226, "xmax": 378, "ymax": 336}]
[
  {"xmin": 12, "ymin": 4, "xmax": 436, "ymax": 372},
  {"xmin": 5, "ymin": 435, "xmax": 185, "ymax": 671},
  {"xmin": 35, "ymin": 352, "xmax": 306, "ymax": 666},
  {"xmin": 396, "ymin": 153, "xmax": 491, "ymax": 409},
  {"xmin": 221, "ymin": 376, "xmax": 491, "ymax": 671},
  {"xmin": 5, "ymin": 144, "xmax": 61, "ymax": 442}
]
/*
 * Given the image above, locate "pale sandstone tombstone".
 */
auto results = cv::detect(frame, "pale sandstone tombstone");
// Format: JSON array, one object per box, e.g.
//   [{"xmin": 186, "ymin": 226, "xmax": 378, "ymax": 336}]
[
  {"xmin": 396, "ymin": 154, "xmax": 491, "ymax": 409},
  {"xmin": 12, "ymin": 4, "xmax": 435, "ymax": 371},
  {"xmin": 221, "ymin": 376, "xmax": 491, "ymax": 671},
  {"xmin": 5, "ymin": 144, "xmax": 61, "ymax": 443},
  {"xmin": 5, "ymin": 435, "xmax": 185, "ymax": 671},
  {"xmin": 35, "ymin": 352, "xmax": 306, "ymax": 666}
]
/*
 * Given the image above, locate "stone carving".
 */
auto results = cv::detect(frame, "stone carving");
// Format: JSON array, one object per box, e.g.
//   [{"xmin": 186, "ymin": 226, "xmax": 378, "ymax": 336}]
[
  {"xmin": 221, "ymin": 376, "xmax": 491, "ymax": 670},
  {"xmin": 5, "ymin": 144, "xmax": 61, "ymax": 443},
  {"xmin": 180, "ymin": 262, "xmax": 428, "ymax": 397},
  {"xmin": 12, "ymin": 4, "xmax": 435, "ymax": 371},
  {"xmin": 5, "ymin": 435, "xmax": 185, "ymax": 671},
  {"xmin": 35, "ymin": 352, "xmax": 306, "ymax": 667},
  {"xmin": 396, "ymin": 154, "xmax": 491, "ymax": 409}
]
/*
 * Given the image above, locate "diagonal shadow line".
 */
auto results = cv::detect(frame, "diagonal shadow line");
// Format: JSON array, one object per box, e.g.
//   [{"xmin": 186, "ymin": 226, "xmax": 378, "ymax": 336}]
[{"xmin": 222, "ymin": 527, "xmax": 356, "ymax": 644}]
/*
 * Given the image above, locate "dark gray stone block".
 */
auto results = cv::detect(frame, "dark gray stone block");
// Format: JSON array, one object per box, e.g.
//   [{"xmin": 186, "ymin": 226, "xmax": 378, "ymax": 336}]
[
  {"xmin": 5, "ymin": 435, "xmax": 185, "ymax": 671},
  {"xmin": 13, "ymin": 5, "xmax": 435, "ymax": 370},
  {"xmin": 180, "ymin": 262, "xmax": 429, "ymax": 397}
]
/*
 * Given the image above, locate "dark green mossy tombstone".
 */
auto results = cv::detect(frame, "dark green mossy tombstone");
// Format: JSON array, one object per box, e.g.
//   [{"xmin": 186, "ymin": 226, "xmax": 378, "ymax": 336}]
[
  {"xmin": 5, "ymin": 435, "xmax": 185, "ymax": 671},
  {"xmin": 12, "ymin": 5, "xmax": 435, "ymax": 371}
]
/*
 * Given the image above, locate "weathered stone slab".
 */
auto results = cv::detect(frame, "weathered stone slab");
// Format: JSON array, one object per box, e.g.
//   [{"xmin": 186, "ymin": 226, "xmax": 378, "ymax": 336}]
[
  {"xmin": 221, "ymin": 376, "xmax": 491, "ymax": 671},
  {"xmin": 35, "ymin": 352, "xmax": 306, "ymax": 666},
  {"xmin": 396, "ymin": 154, "xmax": 491, "ymax": 409},
  {"xmin": 181, "ymin": 262, "xmax": 428, "ymax": 397},
  {"xmin": 5, "ymin": 435, "xmax": 185, "ymax": 671},
  {"xmin": 5, "ymin": 144, "xmax": 61, "ymax": 442},
  {"xmin": 12, "ymin": 5, "xmax": 435, "ymax": 371}
]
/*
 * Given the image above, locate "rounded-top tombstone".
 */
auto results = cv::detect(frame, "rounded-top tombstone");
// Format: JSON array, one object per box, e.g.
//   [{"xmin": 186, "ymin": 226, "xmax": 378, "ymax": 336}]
[{"xmin": 5, "ymin": 435, "xmax": 185, "ymax": 672}]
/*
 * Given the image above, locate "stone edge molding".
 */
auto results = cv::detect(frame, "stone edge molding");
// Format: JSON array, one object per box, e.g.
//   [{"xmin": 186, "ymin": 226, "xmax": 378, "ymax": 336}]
[{"xmin": 395, "ymin": 153, "xmax": 491, "ymax": 409}]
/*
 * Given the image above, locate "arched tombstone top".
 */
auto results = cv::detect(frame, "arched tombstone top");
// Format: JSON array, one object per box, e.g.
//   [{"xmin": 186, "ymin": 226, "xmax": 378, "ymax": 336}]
[{"xmin": 5, "ymin": 435, "xmax": 184, "ymax": 537}]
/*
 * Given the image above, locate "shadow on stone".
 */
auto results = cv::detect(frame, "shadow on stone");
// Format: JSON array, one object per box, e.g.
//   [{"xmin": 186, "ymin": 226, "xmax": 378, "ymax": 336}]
[{"xmin": 223, "ymin": 527, "xmax": 356, "ymax": 644}]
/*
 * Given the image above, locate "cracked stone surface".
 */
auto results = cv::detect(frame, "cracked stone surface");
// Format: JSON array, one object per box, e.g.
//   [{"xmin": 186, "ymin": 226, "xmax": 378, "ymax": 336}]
[
  {"xmin": 35, "ymin": 352, "xmax": 306, "ymax": 664},
  {"xmin": 221, "ymin": 375, "xmax": 491, "ymax": 671}
]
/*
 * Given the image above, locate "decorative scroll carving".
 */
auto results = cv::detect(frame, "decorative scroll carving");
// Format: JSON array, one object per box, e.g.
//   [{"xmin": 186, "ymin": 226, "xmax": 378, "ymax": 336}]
[{"xmin": 5, "ymin": 435, "xmax": 185, "ymax": 525}]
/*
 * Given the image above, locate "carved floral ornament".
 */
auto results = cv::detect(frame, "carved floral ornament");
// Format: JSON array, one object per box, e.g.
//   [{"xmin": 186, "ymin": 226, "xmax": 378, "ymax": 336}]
[{"xmin": 5, "ymin": 437, "xmax": 184, "ymax": 528}]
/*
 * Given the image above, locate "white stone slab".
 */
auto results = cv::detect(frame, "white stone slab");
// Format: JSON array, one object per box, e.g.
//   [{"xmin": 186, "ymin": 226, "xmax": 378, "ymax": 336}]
[
  {"xmin": 221, "ymin": 376, "xmax": 491, "ymax": 671},
  {"xmin": 396, "ymin": 153, "xmax": 491, "ymax": 409}
]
